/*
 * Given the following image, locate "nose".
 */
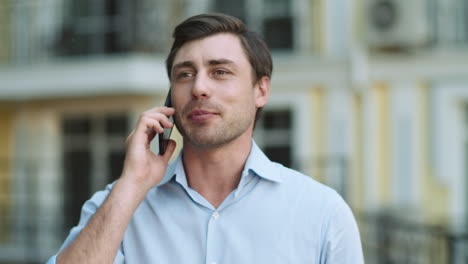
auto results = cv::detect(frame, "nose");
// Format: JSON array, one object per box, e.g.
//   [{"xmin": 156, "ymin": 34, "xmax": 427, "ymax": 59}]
[{"xmin": 191, "ymin": 72, "xmax": 211, "ymax": 99}]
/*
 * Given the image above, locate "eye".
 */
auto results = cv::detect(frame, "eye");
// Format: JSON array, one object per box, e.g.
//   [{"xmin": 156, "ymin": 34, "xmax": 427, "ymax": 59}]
[
  {"xmin": 175, "ymin": 71, "xmax": 195, "ymax": 80},
  {"xmin": 215, "ymin": 69, "xmax": 228, "ymax": 75},
  {"xmin": 213, "ymin": 69, "xmax": 231, "ymax": 77}
]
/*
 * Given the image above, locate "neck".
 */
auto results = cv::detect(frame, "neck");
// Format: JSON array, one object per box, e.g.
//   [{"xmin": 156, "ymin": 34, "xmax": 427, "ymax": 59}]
[{"xmin": 182, "ymin": 135, "xmax": 252, "ymax": 208}]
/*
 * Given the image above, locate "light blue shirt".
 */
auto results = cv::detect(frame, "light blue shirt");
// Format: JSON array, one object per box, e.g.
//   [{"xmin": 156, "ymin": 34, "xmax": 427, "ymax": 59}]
[{"xmin": 47, "ymin": 141, "xmax": 363, "ymax": 263}]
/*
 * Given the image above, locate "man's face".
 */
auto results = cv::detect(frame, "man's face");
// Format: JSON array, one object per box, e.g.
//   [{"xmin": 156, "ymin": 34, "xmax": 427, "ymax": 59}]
[{"xmin": 170, "ymin": 33, "xmax": 268, "ymax": 149}]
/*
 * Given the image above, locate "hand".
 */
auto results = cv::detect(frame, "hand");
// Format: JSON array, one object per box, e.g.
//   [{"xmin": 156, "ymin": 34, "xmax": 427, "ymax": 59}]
[{"xmin": 121, "ymin": 106, "xmax": 177, "ymax": 191}]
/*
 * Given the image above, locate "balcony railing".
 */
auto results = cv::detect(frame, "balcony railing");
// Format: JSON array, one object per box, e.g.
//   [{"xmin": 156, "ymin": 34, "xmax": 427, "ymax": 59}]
[
  {"xmin": 358, "ymin": 211, "xmax": 468, "ymax": 264},
  {"xmin": 0, "ymin": 0, "xmax": 170, "ymax": 65}
]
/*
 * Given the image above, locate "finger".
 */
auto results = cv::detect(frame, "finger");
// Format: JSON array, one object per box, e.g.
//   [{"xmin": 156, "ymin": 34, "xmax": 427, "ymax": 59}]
[
  {"xmin": 131, "ymin": 119, "xmax": 165, "ymax": 148},
  {"xmin": 140, "ymin": 112, "xmax": 174, "ymax": 128},
  {"xmin": 142, "ymin": 106, "xmax": 175, "ymax": 117},
  {"xmin": 146, "ymin": 128, "xmax": 157, "ymax": 143},
  {"xmin": 125, "ymin": 130, "xmax": 135, "ymax": 145},
  {"xmin": 161, "ymin": 140, "xmax": 177, "ymax": 162},
  {"xmin": 159, "ymin": 116, "xmax": 174, "ymax": 129},
  {"xmin": 135, "ymin": 116, "xmax": 164, "ymax": 136}
]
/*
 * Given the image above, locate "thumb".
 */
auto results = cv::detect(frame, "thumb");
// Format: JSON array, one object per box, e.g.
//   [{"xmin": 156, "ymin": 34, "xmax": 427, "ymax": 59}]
[{"xmin": 161, "ymin": 140, "xmax": 177, "ymax": 163}]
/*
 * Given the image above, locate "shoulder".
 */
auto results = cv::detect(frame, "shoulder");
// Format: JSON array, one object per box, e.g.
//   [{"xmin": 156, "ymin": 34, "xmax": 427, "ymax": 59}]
[
  {"xmin": 79, "ymin": 182, "xmax": 115, "ymax": 218},
  {"xmin": 273, "ymin": 162, "xmax": 354, "ymax": 228},
  {"xmin": 274, "ymin": 162, "xmax": 341, "ymax": 204},
  {"xmin": 269, "ymin": 163, "xmax": 363, "ymax": 261},
  {"xmin": 278, "ymin": 164, "xmax": 364, "ymax": 262}
]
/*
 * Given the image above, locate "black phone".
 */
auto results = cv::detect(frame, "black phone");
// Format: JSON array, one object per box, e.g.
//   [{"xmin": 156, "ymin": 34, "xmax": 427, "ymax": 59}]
[{"xmin": 158, "ymin": 90, "xmax": 173, "ymax": 155}]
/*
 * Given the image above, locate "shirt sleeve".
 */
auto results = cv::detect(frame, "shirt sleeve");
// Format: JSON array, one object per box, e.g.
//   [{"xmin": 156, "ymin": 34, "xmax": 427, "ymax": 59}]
[
  {"xmin": 45, "ymin": 183, "xmax": 125, "ymax": 264},
  {"xmin": 319, "ymin": 193, "xmax": 364, "ymax": 264}
]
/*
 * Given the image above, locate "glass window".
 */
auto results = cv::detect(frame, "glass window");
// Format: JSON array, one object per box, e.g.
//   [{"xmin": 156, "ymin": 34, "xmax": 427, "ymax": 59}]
[
  {"xmin": 213, "ymin": 0, "xmax": 246, "ymax": 22},
  {"xmin": 255, "ymin": 108, "xmax": 294, "ymax": 169},
  {"xmin": 428, "ymin": 0, "xmax": 468, "ymax": 47},
  {"xmin": 62, "ymin": 112, "xmax": 128, "ymax": 231},
  {"xmin": 63, "ymin": 116, "xmax": 91, "ymax": 135},
  {"xmin": 264, "ymin": 145, "xmax": 292, "ymax": 168},
  {"xmin": 63, "ymin": 150, "xmax": 91, "ymax": 230},
  {"xmin": 108, "ymin": 151, "xmax": 126, "ymax": 181},
  {"xmin": 263, "ymin": 109, "xmax": 291, "ymax": 129},
  {"xmin": 71, "ymin": 0, "xmax": 94, "ymax": 17},
  {"xmin": 105, "ymin": 113, "xmax": 128, "ymax": 135},
  {"xmin": 212, "ymin": 0, "xmax": 294, "ymax": 51},
  {"xmin": 262, "ymin": 0, "xmax": 293, "ymax": 50},
  {"xmin": 57, "ymin": 0, "xmax": 133, "ymax": 56},
  {"xmin": 264, "ymin": 0, "xmax": 291, "ymax": 15},
  {"xmin": 263, "ymin": 16, "xmax": 293, "ymax": 49}
]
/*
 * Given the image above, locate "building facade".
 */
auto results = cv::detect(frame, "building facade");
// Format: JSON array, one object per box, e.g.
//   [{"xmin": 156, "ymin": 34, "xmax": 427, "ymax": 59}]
[{"xmin": 1, "ymin": 0, "xmax": 467, "ymax": 263}]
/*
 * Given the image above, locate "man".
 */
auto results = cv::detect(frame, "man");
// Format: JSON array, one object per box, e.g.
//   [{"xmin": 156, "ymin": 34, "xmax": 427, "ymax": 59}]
[{"xmin": 48, "ymin": 13, "xmax": 363, "ymax": 264}]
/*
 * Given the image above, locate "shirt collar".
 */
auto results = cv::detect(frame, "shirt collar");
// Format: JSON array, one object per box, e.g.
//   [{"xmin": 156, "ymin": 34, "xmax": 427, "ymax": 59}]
[
  {"xmin": 157, "ymin": 139, "xmax": 282, "ymax": 187},
  {"xmin": 157, "ymin": 154, "xmax": 181, "ymax": 187},
  {"xmin": 242, "ymin": 140, "xmax": 282, "ymax": 183}
]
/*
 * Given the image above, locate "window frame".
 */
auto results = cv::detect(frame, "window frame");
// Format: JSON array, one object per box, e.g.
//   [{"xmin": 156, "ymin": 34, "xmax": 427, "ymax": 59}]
[
  {"xmin": 209, "ymin": 0, "xmax": 310, "ymax": 52},
  {"xmin": 254, "ymin": 91, "xmax": 311, "ymax": 173}
]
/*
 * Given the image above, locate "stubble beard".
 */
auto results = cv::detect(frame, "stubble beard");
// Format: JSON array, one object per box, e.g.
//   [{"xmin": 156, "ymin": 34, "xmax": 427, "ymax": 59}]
[{"xmin": 174, "ymin": 100, "xmax": 256, "ymax": 150}]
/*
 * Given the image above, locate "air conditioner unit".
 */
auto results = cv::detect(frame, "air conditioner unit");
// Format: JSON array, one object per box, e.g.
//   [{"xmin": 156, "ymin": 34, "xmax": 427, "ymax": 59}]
[{"xmin": 366, "ymin": 0, "xmax": 430, "ymax": 49}]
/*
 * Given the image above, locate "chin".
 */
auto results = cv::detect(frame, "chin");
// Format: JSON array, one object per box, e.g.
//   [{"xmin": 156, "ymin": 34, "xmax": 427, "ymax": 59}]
[{"xmin": 186, "ymin": 132, "xmax": 241, "ymax": 150}]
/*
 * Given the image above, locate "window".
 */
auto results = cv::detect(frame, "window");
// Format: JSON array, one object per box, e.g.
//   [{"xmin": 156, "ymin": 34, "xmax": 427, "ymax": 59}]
[
  {"xmin": 212, "ymin": 0, "xmax": 294, "ymax": 50},
  {"xmin": 62, "ymin": 113, "xmax": 128, "ymax": 230},
  {"xmin": 213, "ymin": 0, "xmax": 247, "ymax": 22},
  {"xmin": 57, "ymin": 0, "xmax": 133, "ymax": 55},
  {"xmin": 56, "ymin": 0, "xmax": 166, "ymax": 56},
  {"xmin": 262, "ymin": 0, "xmax": 293, "ymax": 49},
  {"xmin": 254, "ymin": 108, "xmax": 294, "ymax": 169},
  {"xmin": 428, "ymin": 0, "xmax": 468, "ymax": 47}
]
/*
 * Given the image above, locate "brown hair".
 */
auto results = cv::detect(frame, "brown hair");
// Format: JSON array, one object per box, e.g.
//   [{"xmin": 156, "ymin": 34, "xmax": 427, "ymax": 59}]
[
  {"xmin": 165, "ymin": 13, "xmax": 273, "ymax": 126},
  {"xmin": 165, "ymin": 13, "xmax": 273, "ymax": 83}
]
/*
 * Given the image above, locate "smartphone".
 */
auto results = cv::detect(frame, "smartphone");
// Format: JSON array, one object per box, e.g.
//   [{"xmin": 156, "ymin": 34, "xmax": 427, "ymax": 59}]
[{"xmin": 158, "ymin": 90, "xmax": 173, "ymax": 155}]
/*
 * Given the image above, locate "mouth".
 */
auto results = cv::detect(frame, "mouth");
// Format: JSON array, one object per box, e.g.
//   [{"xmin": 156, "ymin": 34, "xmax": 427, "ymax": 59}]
[{"xmin": 187, "ymin": 109, "xmax": 219, "ymax": 122}]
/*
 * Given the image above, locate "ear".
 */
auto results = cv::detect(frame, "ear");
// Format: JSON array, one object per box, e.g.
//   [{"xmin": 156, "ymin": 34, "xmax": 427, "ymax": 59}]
[{"xmin": 254, "ymin": 76, "xmax": 270, "ymax": 108}]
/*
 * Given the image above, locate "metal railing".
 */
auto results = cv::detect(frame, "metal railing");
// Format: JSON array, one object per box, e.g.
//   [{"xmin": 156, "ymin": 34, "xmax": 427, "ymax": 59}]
[
  {"xmin": 0, "ymin": 214, "xmax": 68, "ymax": 264},
  {"xmin": 0, "ymin": 0, "xmax": 170, "ymax": 65},
  {"xmin": 358, "ymin": 211, "xmax": 468, "ymax": 264}
]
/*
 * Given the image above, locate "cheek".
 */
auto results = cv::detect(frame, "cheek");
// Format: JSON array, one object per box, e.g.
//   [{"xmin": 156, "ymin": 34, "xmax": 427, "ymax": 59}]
[
  {"xmin": 225, "ymin": 89, "xmax": 256, "ymax": 113},
  {"xmin": 171, "ymin": 88, "xmax": 189, "ymax": 106},
  {"xmin": 222, "ymin": 80, "xmax": 255, "ymax": 100},
  {"xmin": 221, "ymin": 92, "xmax": 251, "ymax": 110}
]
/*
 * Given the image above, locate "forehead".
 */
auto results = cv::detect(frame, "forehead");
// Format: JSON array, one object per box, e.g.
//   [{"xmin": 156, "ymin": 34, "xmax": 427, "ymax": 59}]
[{"xmin": 172, "ymin": 33, "xmax": 250, "ymax": 67}]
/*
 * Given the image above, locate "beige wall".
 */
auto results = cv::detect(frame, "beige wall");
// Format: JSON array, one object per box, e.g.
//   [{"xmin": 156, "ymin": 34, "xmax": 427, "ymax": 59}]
[
  {"xmin": 417, "ymin": 82, "xmax": 449, "ymax": 223},
  {"xmin": 0, "ymin": 107, "xmax": 14, "ymax": 241},
  {"xmin": 309, "ymin": 85, "xmax": 327, "ymax": 183}
]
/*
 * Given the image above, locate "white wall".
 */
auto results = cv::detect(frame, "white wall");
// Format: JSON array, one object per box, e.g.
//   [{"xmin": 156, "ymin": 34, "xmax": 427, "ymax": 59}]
[{"xmin": 433, "ymin": 80, "xmax": 468, "ymax": 226}]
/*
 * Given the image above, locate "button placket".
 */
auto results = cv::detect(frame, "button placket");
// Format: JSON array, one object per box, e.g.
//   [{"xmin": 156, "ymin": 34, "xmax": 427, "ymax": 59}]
[
  {"xmin": 212, "ymin": 211, "xmax": 220, "ymax": 220},
  {"xmin": 206, "ymin": 211, "xmax": 221, "ymax": 264}
]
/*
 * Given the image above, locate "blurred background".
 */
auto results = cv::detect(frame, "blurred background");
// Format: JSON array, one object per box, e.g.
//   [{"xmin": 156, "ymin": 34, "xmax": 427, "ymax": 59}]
[{"xmin": 0, "ymin": 0, "xmax": 468, "ymax": 263}]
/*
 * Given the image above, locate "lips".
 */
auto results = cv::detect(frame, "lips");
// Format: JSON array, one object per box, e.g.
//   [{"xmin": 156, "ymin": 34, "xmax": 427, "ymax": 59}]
[{"xmin": 187, "ymin": 109, "xmax": 218, "ymax": 122}]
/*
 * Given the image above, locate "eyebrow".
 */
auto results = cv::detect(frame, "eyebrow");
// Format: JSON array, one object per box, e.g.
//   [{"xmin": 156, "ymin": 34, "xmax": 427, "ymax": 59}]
[
  {"xmin": 172, "ymin": 61, "xmax": 195, "ymax": 72},
  {"xmin": 171, "ymin": 58, "xmax": 237, "ymax": 79},
  {"xmin": 172, "ymin": 58, "xmax": 236, "ymax": 71},
  {"xmin": 207, "ymin": 58, "xmax": 235, "ymax": 66}
]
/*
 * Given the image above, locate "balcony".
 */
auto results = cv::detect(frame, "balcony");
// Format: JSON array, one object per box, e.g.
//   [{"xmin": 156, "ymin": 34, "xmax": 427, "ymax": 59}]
[
  {"xmin": 0, "ymin": 0, "xmax": 170, "ymax": 66},
  {"xmin": 358, "ymin": 210, "xmax": 468, "ymax": 264}
]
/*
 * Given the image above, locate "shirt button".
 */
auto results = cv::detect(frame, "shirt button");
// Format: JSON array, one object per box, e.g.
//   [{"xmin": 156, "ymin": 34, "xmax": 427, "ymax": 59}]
[{"xmin": 212, "ymin": 212, "xmax": 220, "ymax": 220}]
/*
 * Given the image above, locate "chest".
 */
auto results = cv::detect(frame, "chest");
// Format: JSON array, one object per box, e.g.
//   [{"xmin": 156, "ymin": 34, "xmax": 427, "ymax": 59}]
[{"xmin": 121, "ymin": 188, "xmax": 323, "ymax": 264}]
